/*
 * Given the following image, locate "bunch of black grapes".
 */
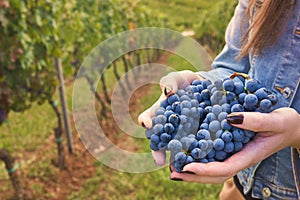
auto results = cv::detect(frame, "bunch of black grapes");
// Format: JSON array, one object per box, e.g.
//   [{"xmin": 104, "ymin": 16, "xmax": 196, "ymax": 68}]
[{"xmin": 145, "ymin": 73, "xmax": 278, "ymax": 172}]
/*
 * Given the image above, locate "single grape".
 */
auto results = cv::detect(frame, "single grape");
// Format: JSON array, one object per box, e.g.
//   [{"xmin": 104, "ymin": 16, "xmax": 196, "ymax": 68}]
[
  {"xmin": 226, "ymin": 91, "xmax": 236, "ymax": 102},
  {"xmin": 199, "ymin": 158, "xmax": 209, "ymax": 163},
  {"xmin": 154, "ymin": 115, "xmax": 167, "ymax": 125},
  {"xmin": 232, "ymin": 128, "xmax": 245, "ymax": 142},
  {"xmin": 150, "ymin": 134, "xmax": 160, "ymax": 145},
  {"xmin": 150, "ymin": 142, "xmax": 159, "ymax": 151},
  {"xmin": 160, "ymin": 133, "xmax": 172, "ymax": 142},
  {"xmin": 198, "ymin": 139, "xmax": 209, "ymax": 151},
  {"xmin": 155, "ymin": 107, "xmax": 166, "ymax": 115},
  {"xmin": 207, "ymin": 148, "xmax": 215, "ymax": 158},
  {"xmin": 175, "ymin": 152, "xmax": 187, "ymax": 164},
  {"xmin": 215, "ymin": 150, "xmax": 227, "ymax": 161},
  {"xmin": 173, "ymin": 161, "xmax": 184, "ymax": 172},
  {"xmin": 212, "ymin": 105, "xmax": 223, "ymax": 116},
  {"xmin": 152, "ymin": 124, "xmax": 164, "ymax": 134},
  {"xmin": 221, "ymin": 131, "xmax": 233, "ymax": 142},
  {"xmin": 164, "ymin": 110, "xmax": 174, "ymax": 119},
  {"xmin": 181, "ymin": 108, "xmax": 191, "ymax": 116},
  {"xmin": 205, "ymin": 112, "xmax": 217, "ymax": 123},
  {"xmin": 191, "ymin": 148, "xmax": 206, "ymax": 159},
  {"xmin": 194, "ymin": 92, "xmax": 203, "ymax": 102},
  {"xmin": 168, "ymin": 139, "xmax": 182, "ymax": 155},
  {"xmin": 192, "ymin": 79, "xmax": 203, "ymax": 86},
  {"xmin": 218, "ymin": 112, "xmax": 228, "ymax": 121},
  {"xmin": 268, "ymin": 94, "xmax": 278, "ymax": 105},
  {"xmin": 238, "ymin": 92, "xmax": 247, "ymax": 104},
  {"xmin": 246, "ymin": 79, "xmax": 261, "ymax": 93},
  {"xmin": 221, "ymin": 103, "xmax": 231, "ymax": 113},
  {"xmin": 172, "ymin": 102, "xmax": 182, "ymax": 113},
  {"xmin": 215, "ymin": 129, "xmax": 223, "ymax": 138},
  {"xmin": 234, "ymin": 82, "xmax": 245, "ymax": 95},
  {"xmin": 224, "ymin": 142, "xmax": 235, "ymax": 153},
  {"xmin": 158, "ymin": 142, "xmax": 168, "ymax": 150},
  {"xmin": 244, "ymin": 130, "xmax": 255, "ymax": 138},
  {"xmin": 231, "ymin": 104, "xmax": 245, "ymax": 112},
  {"xmin": 167, "ymin": 94, "xmax": 180, "ymax": 105},
  {"xmin": 234, "ymin": 141, "xmax": 243, "ymax": 152},
  {"xmin": 213, "ymin": 138, "xmax": 225, "ymax": 150},
  {"xmin": 186, "ymin": 137, "xmax": 198, "ymax": 152},
  {"xmin": 180, "ymin": 95, "xmax": 191, "ymax": 101},
  {"xmin": 181, "ymin": 100, "xmax": 192, "ymax": 109},
  {"xmin": 223, "ymin": 79, "xmax": 235, "ymax": 92},
  {"xmin": 164, "ymin": 123, "xmax": 175, "ymax": 133},
  {"xmin": 160, "ymin": 100, "xmax": 168, "ymax": 108},
  {"xmin": 177, "ymin": 89, "xmax": 186, "ymax": 97},
  {"xmin": 255, "ymin": 87, "xmax": 269, "ymax": 100},
  {"xmin": 168, "ymin": 114, "xmax": 180, "ymax": 126},
  {"xmin": 260, "ymin": 99, "xmax": 272, "ymax": 112},
  {"xmin": 200, "ymin": 122, "xmax": 209, "ymax": 130},
  {"xmin": 221, "ymin": 119, "xmax": 232, "ymax": 130},
  {"xmin": 208, "ymin": 120, "xmax": 221, "ymax": 133},
  {"xmin": 201, "ymin": 89, "xmax": 210, "ymax": 100},
  {"xmin": 185, "ymin": 156, "xmax": 194, "ymax": 164},
  {"xmin": 196, "ymin": 129, "xmax": 211, "ymax": 140},
  {"xmin": 244, "ymin": 94, "xmax": 258, "ymax": 107},
  {"xmin": 145, "ymin": 129, "xmax": 154, "ymax": 139}
]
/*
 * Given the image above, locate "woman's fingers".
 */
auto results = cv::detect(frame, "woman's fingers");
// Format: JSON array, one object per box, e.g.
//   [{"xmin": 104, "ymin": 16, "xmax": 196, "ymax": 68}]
[
  {"xmin": 138, "ymin": 93, "xmax": 167, "ymax": 128},
  {"xmin": 159, "ymin": 70, "xmax": 202, "ymax": 95},
  {"xmin": 152, "ymin": 150, "xmax": 167, "ymax": 166},
  {"xmin": 227, "ymin": 112, "xmax": 278, "ymax": 133},
  {"xmin": 170, "ymin": 170, "xmax": 229, "ymax": 184},
  {"xmin": 139, "ymin": 70, "xmax": 203, "ymax": 129},
  {"xmin": 228, "ymin": 107, "xmax": 299, "ymax": 134}
]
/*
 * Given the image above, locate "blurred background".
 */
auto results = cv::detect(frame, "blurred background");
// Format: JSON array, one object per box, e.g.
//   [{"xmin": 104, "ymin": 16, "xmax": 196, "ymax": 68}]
[{"xmin": 0, "ymin": 0, "xmax": 237, "ymax": 199}]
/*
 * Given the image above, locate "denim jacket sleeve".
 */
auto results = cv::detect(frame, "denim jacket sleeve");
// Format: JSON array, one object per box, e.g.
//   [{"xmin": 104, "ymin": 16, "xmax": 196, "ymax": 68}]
[
  {"xmin": 197, "ymin": 0, "xmax": 300, "ymax": 199},
  {"xmin": 198, "ymin": 0, "xmax": 251, "ymax": 81}
]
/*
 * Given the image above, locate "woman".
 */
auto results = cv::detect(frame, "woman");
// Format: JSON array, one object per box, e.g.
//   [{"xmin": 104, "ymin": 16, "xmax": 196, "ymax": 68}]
[{"xmin": 138, "ymin": 0, "xmax": 300, "ymax": 199}]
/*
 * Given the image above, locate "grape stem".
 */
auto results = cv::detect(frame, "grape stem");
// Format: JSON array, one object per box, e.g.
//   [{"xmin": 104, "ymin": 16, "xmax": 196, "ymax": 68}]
[{"xmin": 229, "ymin": 72, "xmax": 250, "ymax": 80}]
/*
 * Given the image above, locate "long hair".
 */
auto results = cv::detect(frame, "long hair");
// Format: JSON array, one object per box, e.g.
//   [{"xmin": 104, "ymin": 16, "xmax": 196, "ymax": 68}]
[{"xmin": 238, "ymin": 0, "xmax": 296, "ymax": 59}]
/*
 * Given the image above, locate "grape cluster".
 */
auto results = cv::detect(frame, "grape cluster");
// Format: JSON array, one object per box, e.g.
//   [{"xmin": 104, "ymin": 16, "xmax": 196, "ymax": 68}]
[{"xmin": 145, "ymin": 73, "xmax": 278, "ymax": 172}]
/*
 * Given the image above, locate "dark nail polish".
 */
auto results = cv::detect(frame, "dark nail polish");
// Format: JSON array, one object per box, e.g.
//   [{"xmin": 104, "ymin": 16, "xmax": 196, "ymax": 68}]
[
  {"xmin": 169, "ymin": 165, "xmax": 173, "ymax": 173},
  {"xmin": 182, "ymin": 171, "xmax": 195, "ymax": 174},
  {"xmin": 164, "ymin": 85, "xmax": 173, "ymax": 96},
  {"xmin": 226, "ymin": 114, "xmax": 244, "ymax": 124},
  {"xmin": 141, "ymin": 122, "xmax": 146, "ymax": 128},
  {"xmin": 170, "ymin": 177, "xmax": 183, "ymax": 181}
]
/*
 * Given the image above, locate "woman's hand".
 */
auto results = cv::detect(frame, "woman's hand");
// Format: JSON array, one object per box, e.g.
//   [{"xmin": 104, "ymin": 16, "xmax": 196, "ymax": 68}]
[
  {"xmin": 170, "ymin": 107, "xmax": 300, "ymax": 183},
  {"xmin": 138, "ymin": 70, "xmax": 203, "ymax": 166}
]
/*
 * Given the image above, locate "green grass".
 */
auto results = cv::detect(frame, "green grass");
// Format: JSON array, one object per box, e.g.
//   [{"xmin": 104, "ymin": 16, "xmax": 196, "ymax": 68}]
[
  {"xmin": 140, "ymin": 0, "xmax": 224, "ymax": 31},
  {"xmin": 68, "ymin": 164, "xmax": 222, "ymax": 200},
  {"xmin": 0, "ymin": 103, "xmax": 55, "ymax": 151}
]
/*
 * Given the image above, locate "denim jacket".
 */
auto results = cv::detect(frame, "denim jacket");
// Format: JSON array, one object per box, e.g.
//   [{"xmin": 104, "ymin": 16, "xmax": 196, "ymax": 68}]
[{"xmin": 199, "ymin": 0, "xmax": 300, "ymax": 199}]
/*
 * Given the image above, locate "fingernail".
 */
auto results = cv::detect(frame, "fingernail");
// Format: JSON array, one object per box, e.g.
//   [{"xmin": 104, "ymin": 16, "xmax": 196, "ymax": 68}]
[
  {"xmin": 141, "ymin": 122, "xmax": 146, "ymax": 128},
  {"xmin": 226, "ymin": 114, "xmax": 244, "ymax": 124},
  {"xmin": 169, "ymin": 165, "xmax": 173, "ymax": 173},
  {"xmin": 182, "ymin": 171, "xmax": 195, "ymax": 174},
  {"xmin": 164, "ymin": 85, "xmax": 173, "ymax": 96},
  {"xmin": 170, "ymin": 177, "xmax": 183, "ymax": 181}
]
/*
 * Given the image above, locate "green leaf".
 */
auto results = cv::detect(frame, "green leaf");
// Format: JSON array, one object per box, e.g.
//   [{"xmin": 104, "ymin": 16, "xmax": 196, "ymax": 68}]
[{"xmin": 35, "ymin": 10, "xmax": 42, "ymax": 27}]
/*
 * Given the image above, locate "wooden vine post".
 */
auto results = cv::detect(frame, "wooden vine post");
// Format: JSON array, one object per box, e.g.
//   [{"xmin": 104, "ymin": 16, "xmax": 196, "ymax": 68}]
[
  {"xmin": 54, "ymin": 58, "xmax": 74, "ymax": 154},
  {"xmin": 49, "ymin": 100, "xmax": 66, "ymax": 169}
]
